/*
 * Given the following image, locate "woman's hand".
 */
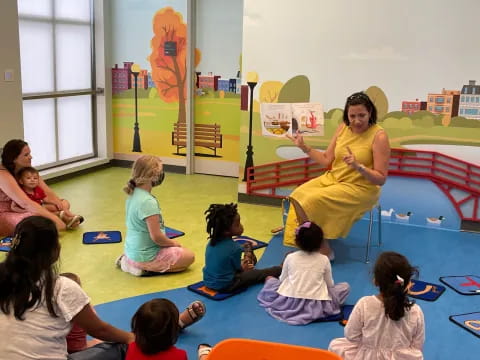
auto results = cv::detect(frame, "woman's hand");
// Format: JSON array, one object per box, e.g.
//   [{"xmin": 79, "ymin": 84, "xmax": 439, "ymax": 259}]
[
  {"xmin": 48, "ymin": 197, "xmax": 64, "ymax": 211},
  {"xmin": 286, "ymin": 131, "xmax": 305, "ymax": 147},
  {"xmin": 342, "ymin": 146, "xmax": 360, "ymax": 169}
]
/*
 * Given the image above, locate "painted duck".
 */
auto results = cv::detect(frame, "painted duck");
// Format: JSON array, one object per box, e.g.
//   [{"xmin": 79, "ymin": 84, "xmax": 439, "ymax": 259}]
[
  {"xmin": 395, "ymin": 211, "xmax": 413, "ymax": 220},
  {"xmin": 426, "ymin": 216, "xmax": 445, "ymax": 225},
  {"xmin": 381, "ymin": 208, "xmax": 395, "ymax": 217}
]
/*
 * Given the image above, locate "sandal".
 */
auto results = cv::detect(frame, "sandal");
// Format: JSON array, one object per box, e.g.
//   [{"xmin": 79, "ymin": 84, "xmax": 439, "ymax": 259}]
[
  {"xmin": 197, "ymin": 343, "xmax": 212, "ymax": 360},
  {"xmin": 243, "ymin": 242, "xmax": 257, "ymax": 265},
  {"xmin": 179, "ymin": 300, "xmax": 206, "ymax": 329},
  {"xmin": 66, "ymin": 215, "xmax": 84, "ymax": 230}
]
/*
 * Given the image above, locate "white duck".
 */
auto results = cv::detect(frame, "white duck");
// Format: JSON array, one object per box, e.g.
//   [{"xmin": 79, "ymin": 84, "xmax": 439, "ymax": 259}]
[
  {"xmin": 381, "ymin": 208, "xmax": 395, "ymax": 217},
  {"xmin": 426, "ymin": 216, "xmax": 445, "ymax": 225}
]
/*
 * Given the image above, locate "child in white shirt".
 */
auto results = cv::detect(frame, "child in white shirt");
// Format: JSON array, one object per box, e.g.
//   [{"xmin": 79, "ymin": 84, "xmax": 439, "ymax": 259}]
[
  {"xmin": 328, "ymin": 251, "xmax": 424, "ymax": 360},
  {"xmin": 257, "ymin": 221, "xmax": 350, "ymax": 325}
]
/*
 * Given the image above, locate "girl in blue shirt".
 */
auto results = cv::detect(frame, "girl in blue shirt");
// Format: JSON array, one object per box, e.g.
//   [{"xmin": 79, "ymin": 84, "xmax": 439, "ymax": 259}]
[
  {"xmin": 118, "ymin": 155, "xmax": 195, "ymax": 276},
  {"xmin": 202, "ymin": 203, "xmax": 281, "ymax": 291}
]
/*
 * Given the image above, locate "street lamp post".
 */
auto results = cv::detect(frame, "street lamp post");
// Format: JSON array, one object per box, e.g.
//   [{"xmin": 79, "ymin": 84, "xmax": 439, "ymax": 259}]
[
  {"xmin": 131, "ymin": 63, "xmax": 142, "ymax": 152},
  {"xmin": 242, "ymin": 72, "xmax": 258, "ymax": 182}
]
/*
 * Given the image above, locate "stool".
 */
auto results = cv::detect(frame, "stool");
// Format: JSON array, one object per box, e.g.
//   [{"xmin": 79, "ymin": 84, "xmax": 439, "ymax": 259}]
[{"xmin": 365, "ymin": 204, "xmax": 382, "ymax": 263}]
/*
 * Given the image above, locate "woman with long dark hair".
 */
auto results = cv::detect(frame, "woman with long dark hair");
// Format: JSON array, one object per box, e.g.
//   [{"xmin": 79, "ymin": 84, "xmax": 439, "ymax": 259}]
[{"xmin": 0, "ymin": 216, "xmax": 133, "ymax": 360}]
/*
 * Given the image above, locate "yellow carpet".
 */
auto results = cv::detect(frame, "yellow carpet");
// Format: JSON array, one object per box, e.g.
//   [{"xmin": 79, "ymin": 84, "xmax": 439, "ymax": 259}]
[{"xmin": 37, "ymin": 167, "xmax": 281, "ymax": 305}]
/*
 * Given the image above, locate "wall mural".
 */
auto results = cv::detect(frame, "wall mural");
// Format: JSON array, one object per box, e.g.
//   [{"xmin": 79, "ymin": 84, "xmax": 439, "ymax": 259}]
[{"xmin": 111, "ymin": 3, "xmax": 241, "ymax": 173}]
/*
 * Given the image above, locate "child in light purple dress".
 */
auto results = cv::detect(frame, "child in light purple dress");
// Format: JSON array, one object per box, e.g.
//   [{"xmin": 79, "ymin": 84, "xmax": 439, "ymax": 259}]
[{"xmin": 257, "ymin": 221, "xmax": 350, "ymax": 325}]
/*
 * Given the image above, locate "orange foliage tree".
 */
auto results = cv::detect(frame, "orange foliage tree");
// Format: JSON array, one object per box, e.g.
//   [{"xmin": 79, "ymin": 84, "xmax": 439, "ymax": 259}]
[{"xmin": 149, "ymin": 7, "xmax": 201, "ymax": 123}]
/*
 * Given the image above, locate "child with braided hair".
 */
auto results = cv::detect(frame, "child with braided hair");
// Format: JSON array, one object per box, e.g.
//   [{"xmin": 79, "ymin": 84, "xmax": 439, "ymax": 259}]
[
  {"xmin": 329, "ymin": 251, "xmax": 424, "ymax": 359},
  {"xmin": 202, "ymin": 203, "xmax": 281, "ymax": 292}
]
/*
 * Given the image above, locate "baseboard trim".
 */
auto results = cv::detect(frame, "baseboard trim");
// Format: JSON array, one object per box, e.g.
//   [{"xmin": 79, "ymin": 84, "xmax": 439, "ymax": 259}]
[
  {"xmin": 110, "ymin": 159, "xmax": 186, "ymax": 174},
  {"xmin": 237, "ymin": 193, "xmax": 282, "ymax": 206},
  {"xmin": 44, "ymin": 161, "xmax": 113, "ymax": 185}
]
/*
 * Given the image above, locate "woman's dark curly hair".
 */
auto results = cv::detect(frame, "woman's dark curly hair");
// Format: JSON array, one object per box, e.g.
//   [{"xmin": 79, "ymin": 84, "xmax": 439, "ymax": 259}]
[{"xmin": 205, "ymin": 203, "xmax": 238, "ymax": 246}]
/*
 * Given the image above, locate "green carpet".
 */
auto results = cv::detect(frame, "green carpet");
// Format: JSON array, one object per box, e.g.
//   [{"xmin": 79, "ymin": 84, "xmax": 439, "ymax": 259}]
[{"xmin": 41, "ymin": 167, "xmax": 281, "ymax": 305}]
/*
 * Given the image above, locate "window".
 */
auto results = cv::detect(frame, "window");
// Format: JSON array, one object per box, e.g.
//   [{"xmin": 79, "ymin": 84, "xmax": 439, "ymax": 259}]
[
  {"xmin": 460, "ymin": 109, "xmax": 464, "ymax": 115},
  {"xmin": 18, "ymin": 0, "xmax": 95, "ymax": 169},
  {"xmin": 436, "ymin": 97, "xmax": 445, "ymax": 103},
  {"xmin": 434, "ymin": 106, "xmax": 444, "ymax": 112},
  {"xmin": 461, "ymin": 96, "xmax": 465, "ymax": 102}
]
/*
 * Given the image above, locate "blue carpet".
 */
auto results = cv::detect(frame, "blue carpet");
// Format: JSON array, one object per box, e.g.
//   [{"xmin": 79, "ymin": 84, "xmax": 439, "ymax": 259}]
[{"xmin": 96, "ymin": 221, "xmax": 480, "ymax": 359}]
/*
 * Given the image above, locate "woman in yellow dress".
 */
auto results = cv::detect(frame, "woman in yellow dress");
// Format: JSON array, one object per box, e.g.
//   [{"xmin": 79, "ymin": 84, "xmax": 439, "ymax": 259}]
[{"xmin": 286, "ymin": 92, "xmax": 391, "ymax": 260}]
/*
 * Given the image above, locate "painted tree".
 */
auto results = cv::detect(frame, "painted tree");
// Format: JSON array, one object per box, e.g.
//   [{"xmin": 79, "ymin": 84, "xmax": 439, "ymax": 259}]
[
  {"xmin": 365, "ymin": 86, "xmax": 388, "ymax": 120},
  {"xmin": 149, "ymin": 7, "xmax": 201, "ymax": 123},
  {"xmin": 259, "ymin": 81, "xmax": 283, "ymax": 103}
]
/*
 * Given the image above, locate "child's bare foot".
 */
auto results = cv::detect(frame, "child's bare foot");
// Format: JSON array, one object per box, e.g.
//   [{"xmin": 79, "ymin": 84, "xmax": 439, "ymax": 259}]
[{"xmin": 179, "ymin": 300, "xmax": 206, "ymax": 329}]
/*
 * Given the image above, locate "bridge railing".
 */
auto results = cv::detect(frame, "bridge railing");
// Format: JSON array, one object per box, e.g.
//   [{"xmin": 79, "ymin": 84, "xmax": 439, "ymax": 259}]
[{"xmin": 246, "ymin": 148, "xmax": 480, "ymax": 221}]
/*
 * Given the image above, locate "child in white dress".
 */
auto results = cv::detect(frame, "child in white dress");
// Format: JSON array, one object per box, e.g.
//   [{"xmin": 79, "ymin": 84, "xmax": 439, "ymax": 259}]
[
  {"xmin": 329, "ymin": 251, "xmax": 425, "ymax": 360},
  {"xmin": 257, "ymin": 221, "xmax": 350, "ymax": 325}
]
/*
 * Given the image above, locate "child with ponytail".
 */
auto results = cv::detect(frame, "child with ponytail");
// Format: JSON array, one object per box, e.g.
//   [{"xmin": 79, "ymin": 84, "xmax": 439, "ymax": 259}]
[{"xmin": 329, "ymin": 251, "xmax": 425, "ymax": 360}]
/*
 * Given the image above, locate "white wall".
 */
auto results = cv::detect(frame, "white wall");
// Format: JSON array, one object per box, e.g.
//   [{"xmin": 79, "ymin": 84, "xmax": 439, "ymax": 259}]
[
  {"xmin": 243, "ymin": 0, "xmax": 480, "ymax": 111},
  {"xmin": 0, "ymin": 0, "xmax": 24, "ymax": 145}
]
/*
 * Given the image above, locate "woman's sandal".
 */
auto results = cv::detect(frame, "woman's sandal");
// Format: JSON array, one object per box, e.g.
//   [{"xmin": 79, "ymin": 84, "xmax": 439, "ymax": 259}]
[
  {"xmin": 179, "ymin": 300, "xmax": 206, "ymax": 329},
  {"xmin": 66, "ymin": 215, "xmax": 84, "ymax": 230},
  {"xmin": 197, "ymin": 344, "xmax": 212, "ymax": 360}
]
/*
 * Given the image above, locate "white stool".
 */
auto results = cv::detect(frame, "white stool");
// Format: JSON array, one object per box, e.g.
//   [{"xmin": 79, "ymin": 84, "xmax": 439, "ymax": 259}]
[{"xmin": 365, "ymin": 204, "xmax": 382, "ymax": 263}]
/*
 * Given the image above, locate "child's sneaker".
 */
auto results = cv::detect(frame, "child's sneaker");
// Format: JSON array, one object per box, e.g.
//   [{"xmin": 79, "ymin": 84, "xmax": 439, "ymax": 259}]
[{"xmin": 119, "ymin": 255, "xmax": 146, "ymax": 276}]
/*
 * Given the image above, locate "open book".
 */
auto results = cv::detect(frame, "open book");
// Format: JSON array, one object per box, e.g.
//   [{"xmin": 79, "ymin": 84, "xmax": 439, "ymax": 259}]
[{"xmin": 261, "ymin": 102, "xmax": 324, "ymax": 137}]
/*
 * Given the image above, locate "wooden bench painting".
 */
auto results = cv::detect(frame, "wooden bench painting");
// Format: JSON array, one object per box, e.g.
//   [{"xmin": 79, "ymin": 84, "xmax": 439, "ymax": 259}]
[{"xmin": 171, "ymin": 122, "xmax": 223, "ymax": 157}]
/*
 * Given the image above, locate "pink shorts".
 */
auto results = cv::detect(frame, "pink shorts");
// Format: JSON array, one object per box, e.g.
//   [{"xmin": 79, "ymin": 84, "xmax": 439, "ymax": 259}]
[
  {"xmin": 125, "ymin": 247, "xmax": 184, "ymax": 273},
  {"xmin": 0, "ymin": 202, "xmax": 34, "ymax": 236}
]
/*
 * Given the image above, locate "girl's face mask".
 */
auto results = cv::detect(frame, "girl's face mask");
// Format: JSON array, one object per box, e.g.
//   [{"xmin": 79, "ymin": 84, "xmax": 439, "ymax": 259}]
[{"xmin": 151, "ymin": 171, "xmax": 165, "ymax": 187}]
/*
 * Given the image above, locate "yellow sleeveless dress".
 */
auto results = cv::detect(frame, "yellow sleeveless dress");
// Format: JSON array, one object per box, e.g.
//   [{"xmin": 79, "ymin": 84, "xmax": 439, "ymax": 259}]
[{"xmin": 284, "ymin": 124, "xmax": 383, "ymax": 244}]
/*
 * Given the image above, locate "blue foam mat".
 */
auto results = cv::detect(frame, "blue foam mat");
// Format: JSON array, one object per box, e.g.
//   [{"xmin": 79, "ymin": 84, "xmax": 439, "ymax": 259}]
[
  {"xmin": 232, "ymin": 235, "xmax": 268, "ymax": 250},
  {"xmin": 83, "ymin": 231, "xmax": 122, "ymax": 244},
  {"xmin": 165, "ymin": 227, "xmax": 185, "ymax": 239},
  {"xmin": 187, "ymin": 281, "xmax": 246, "ymax": 301},
  {"xmin": 407, "ymin": 279, "xmax": 445, "ymax": 301},
  {"xmin": 0, "ymin": 237, "xmax": 12, "ymax": 252},
  {"xmin": 440, "ymin": 276, "xmax": 480, "ymax": 295},
  {"xmin": 450, "ymin": 312, "xmax": 480, "ymax": 338}
]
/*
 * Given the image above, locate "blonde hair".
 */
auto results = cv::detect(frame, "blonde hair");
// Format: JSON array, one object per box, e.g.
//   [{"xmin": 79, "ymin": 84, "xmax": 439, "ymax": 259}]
[{"xmin": 124, "ymin": 155, "xmax": 163, "ymax": 195}]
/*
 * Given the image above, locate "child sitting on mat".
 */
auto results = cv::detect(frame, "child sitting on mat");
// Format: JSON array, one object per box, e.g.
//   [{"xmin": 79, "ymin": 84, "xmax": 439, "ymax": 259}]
[
  {"xmin": 202, "ymin": 203, "xmax": 281, "ymax": 292},
  {"xmin": 126, "ymin": 298, "xmax": 206, "ymax": 360},
  {"xmin": 60, "ymin": 272, "xmax": 102, "ymax": 354},
  {"xmin": 257, "ymin": 221, "xmax": 350, "ymax": 325},
  {"xmin": 329, "ymin": 251, "xmax": 425, "ymax": 359},
  {"xmin": 11, "ymin": 166, "xmax": 83, "ymax": 229}
]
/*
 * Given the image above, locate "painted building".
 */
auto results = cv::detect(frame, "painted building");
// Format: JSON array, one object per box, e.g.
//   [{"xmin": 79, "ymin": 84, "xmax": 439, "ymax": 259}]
[
  {"xmin": 459, "ymin": 80, "xmax": 480, "ymax": 120},
  {"xmin": 401, "ymin": 99, "xmax": 427, "ymax": 115},
  {"xmin": 111, "ymin": 62, "xmax": 133, "ymax": 94},
  {"xmin": 218, "ymin": 79, "xmax": 230, "ymax": 92},
  {"xmin": 147, "ymin": 73, "xmax": 155, "ymax": 88},
  {"xmin": 130, "ymin": 69, "xmax": 149, "ymax": 90},
  {"xmin": 198, "ymin": 74, "xmax": 221, "ymax": 90},
  {"xmin": 426, "ymin": 89, "xmax": 460, "ymax": 121}
]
